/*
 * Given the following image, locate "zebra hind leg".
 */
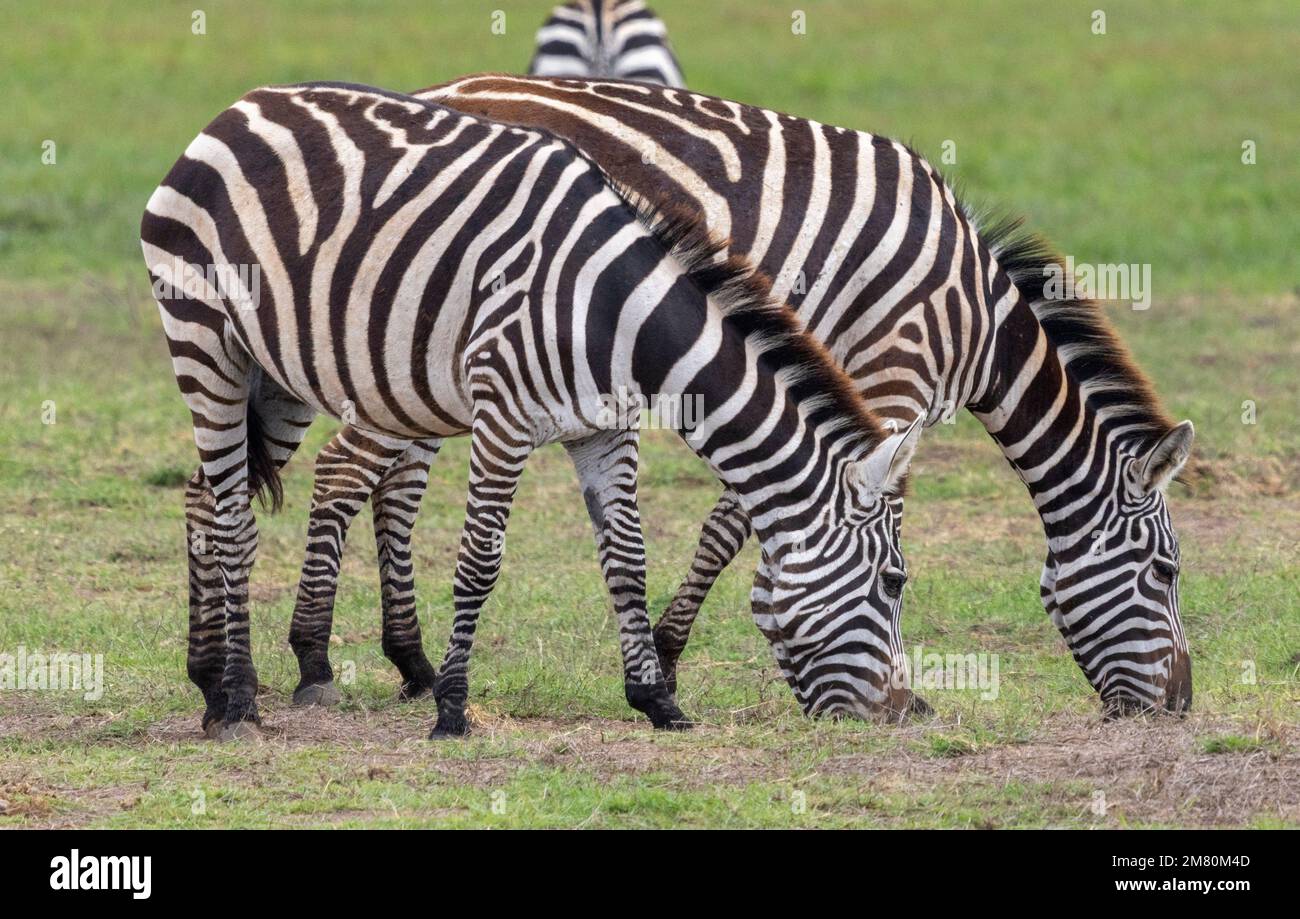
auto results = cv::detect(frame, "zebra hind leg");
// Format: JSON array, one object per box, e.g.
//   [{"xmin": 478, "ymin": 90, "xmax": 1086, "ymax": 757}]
[
  {"xmin": 566, "ymin": 430, "xmax": 689, "ymax": 730},
  {"xmin": 372, "ymin": 438, "xmax": 442, "ymax": 700},
  {"xmin": 652, "ymin": 488, "xmax": 751, "ymax": 697},
  {"xmin": 185, "ymin": 469, "xmax": 228, "ymax": 734},
  {"xmin": 288, "ymin": 427, "xmax": 414, "ymax": 705},
  {"xmin": 186, "ymin": 371, "xmax": 264, "ymax": 739}
]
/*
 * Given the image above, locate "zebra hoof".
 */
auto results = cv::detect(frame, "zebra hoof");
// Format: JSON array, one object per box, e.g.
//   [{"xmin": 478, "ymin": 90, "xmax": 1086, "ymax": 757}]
[
  {"xmin": 648, "ymin": 700, "xmax": 693, "ymax": 731},
  {"xmin": 292, "ymin": 682, "xmax": 341, "ymax": 707},
  {"xmin": 200, "ymin": 709, "xmax": 226, "ymax": 737},
  {"xmin": 396, "ymin": 659, "xmax": 439, "ymax": 702},
  {"xmin": 627, "ymin": 682, "xmax": 691, "ymax": 730},
  {"xmin": 656, "ymin": 714, "xmax": 695, "ymax": 731},
  {"xmin": 428, "ymin": 711, "xmax": 470, "ymax": 739},
  {"xmin": 213, "ymin": 720, "xmax": 264, "ymax": 743}
]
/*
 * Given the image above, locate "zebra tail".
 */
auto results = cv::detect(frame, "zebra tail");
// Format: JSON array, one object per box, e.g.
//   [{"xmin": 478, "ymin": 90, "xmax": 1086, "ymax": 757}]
[{"xmin": 245, "ymin": 401, "xmax": 284, "ymax": 514}]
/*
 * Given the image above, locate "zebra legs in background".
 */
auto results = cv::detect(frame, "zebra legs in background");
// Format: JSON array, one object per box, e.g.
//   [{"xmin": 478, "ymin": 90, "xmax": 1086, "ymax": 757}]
[
  {"xmin": 288, "ymin": 429, "xmax": 441, "ymax": 705},
  {"xmin": 372, "ymin": 440, "xmax": 442, "ymax": 699},
  {"xmin": 428, "ymin": 419, "xmax": 689, "ymax": 738},
  {"xmin": 565, "ymin": 430, "xmax": 687, "ymax": 730},
  {"xmin": 652, "ymin": 488, "xmax": 751, "ymax": 696}
]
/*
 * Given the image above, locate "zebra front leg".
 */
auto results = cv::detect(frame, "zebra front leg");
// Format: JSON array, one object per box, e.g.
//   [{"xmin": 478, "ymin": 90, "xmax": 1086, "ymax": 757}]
[
  {"xmin": 653, "ymin": 488, "xmax": 752, "ymax": 696},
  {"xmin": 289, "ymin": 428, "xmax": 414, "ymax": 705},
  {"xmin": 185, "ymin": 469, "xmax": 228, "ymax": 734},
  {"xmin": 429, "ymin": 419, "xmax": 530, "ymax": 739},
  {"xmin": 566, "ymin": 430, "xmax": 689, "ymax": 730},
  {"xmin": 373, "ymin": 438, "xmax": 442, "ymax": 700}
]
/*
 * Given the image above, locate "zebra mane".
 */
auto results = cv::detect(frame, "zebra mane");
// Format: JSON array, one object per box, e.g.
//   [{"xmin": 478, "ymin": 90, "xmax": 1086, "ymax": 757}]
[
  {"xmin": 977, "ymin": 214, "xmax": 1177, "ymax": 450},
  {"xmin": 617, "ymin": 186, "xmax": 886, "ymax": 455}
]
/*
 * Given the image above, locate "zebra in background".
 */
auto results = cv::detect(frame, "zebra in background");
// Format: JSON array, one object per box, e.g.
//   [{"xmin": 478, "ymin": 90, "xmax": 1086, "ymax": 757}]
[
  {"xmin": 141, "ymin": 82, "xmax": 922, "ymax": 738},
  {"xmin": 396, "ymin": 76, "xmax": 1193, "ymax": 717},
  {"xmin": 529, "ymin": 0, "xmax": 685, "ymax": 87}
]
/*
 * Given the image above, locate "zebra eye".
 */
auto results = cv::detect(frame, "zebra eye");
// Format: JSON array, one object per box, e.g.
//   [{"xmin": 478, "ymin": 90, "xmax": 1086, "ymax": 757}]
[
  {"xmin": 881, "ymin": 568, "xmax": 907, "ymax": 598},
  {"xmin": 1151, "ymin": 559, "xmax": 1178, "ymax": 584}
]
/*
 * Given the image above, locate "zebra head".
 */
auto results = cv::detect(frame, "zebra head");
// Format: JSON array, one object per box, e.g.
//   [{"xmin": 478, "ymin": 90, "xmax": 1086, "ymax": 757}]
[
  {"xmin": 752, "ymin": 420, "xmax": 922, "ymax": 722},
  {"xmin": 1041, "ymin": 421, "xmax": 1195, "ymax": 717}
]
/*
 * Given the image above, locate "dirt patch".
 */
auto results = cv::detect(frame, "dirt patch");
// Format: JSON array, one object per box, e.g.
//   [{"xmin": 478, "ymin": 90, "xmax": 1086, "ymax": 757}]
[
  {"xmin": 3, "ymin": 695, "xmax": 1296, "ymax": 828},
  {"xmin": 817, "ymin": 714, "xmax": 1300, "ymax": 826},
  {"xmin": 1183, "ymin": 454, "xmax": 1299, "ymax": 499}
]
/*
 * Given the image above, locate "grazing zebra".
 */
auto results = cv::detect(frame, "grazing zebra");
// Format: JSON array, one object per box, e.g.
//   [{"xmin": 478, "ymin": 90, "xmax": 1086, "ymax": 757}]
[
  {"xmin": 141, "ymin": 82, "xmax": 923, "ymax": 738},
  {"xmin": 415, "ymin": 75, "xmax": 1197, "ymax": 715},
  {"xmin": 529, "ymin": 0, "xmax": 685, "ymax": 87},
  {"xmin": 284, "ymin": 75, "xmax": 1191, "ymax": 717}
]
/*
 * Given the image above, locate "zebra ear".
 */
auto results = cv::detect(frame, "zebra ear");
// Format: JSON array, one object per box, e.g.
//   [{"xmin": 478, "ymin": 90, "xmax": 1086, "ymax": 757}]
[
  {"xmin": 1140, "ymin": 420, "xmax": 1194, "ymax": 494},
  {"xmin": 847, "ymin": 417, "xmax": 923, "ymax": 503}
]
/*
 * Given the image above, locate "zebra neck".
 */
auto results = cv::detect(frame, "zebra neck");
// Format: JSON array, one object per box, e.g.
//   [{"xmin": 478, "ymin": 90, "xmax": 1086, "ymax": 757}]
[
  {"xmin": 969, "ymin": 299, "xmax": 1115, "ymax": 552},
  {"xmin": 679, "ymin": 417, "xmax": 853, "ymax": 548}
]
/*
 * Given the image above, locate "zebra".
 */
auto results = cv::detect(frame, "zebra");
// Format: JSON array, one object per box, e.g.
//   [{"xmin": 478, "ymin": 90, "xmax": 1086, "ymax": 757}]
[
  {"xmin": 528, "ymin": 0, "xmax": 685, "ymax": 87},
  {"xmin": 279, "ymin": 74, "xmax": 1192, "ymax": 718},
  {"xmin": 140, "ymin": 82, "xmax": 923, "ymax": 739},
  {"xmin": 423, "ymin": 75, "xmax": 1198, "ymax": 716}
]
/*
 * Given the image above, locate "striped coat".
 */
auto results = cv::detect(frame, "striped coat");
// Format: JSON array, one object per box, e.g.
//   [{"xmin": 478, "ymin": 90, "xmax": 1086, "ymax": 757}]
[{"xmin": 142, "ymin": 83, "xmax": 923, "ymax": 737}]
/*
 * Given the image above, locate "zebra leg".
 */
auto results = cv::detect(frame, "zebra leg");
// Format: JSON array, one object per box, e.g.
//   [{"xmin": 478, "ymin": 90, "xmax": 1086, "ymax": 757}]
[
  {"xmin": 652, "ymin": 489, "xmax": 752, "ymax": 696},
  {"xmin": 182, "ymin": 364, "xmax": 264, "ymax": 739},
  {"xmin": 429, "ymin": 418, "xmax": 530, "ymax": 739},
  {"xmin": 372, "ymin": 439, "xmax": 442, "ymax": 700},
  {"xmin": 185, "ymin": 468, "xmax": 227, "ymax": 733},
  {"xmin": 182, "ymin": 372, "xmax": 315, "ymax": 734},
  {"xmin": 288, "ymin": 427, "xmax": 414, "ymax": 705},
  {"xmin": 566, "ymin": 430, "xmax": 689, "ymax": 730}
]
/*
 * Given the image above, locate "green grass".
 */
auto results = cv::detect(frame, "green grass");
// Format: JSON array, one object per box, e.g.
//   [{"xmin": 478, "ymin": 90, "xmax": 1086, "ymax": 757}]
[
  {"xmin": 1, "ymin": 0, "xmax": 1298, "ymax": 828},
  {"xmin": 1199, "ymin": 734, "xmax": 1275, "ymax": 756},
  {"xmin": 1, "ymin": 0, "xmax": 1296, "ymax": 291}
]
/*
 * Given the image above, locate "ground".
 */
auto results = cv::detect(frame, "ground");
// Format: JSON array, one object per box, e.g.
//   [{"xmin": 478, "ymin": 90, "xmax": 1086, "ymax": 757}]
[{"xmin": 1, "ymin": 0, "xmax": 1297, "ymax": 828}]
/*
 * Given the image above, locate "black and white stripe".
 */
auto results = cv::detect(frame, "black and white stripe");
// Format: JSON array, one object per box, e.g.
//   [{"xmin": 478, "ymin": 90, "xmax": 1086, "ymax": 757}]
[
  {"xmin": 407, "ymin": 76, "xmax": 1196, "ymax": 715},
  {"xmin": 529, "ymin": 0, "xmax": 685, "ymax": 87},
  {"xmin": 142, "ymin": 82, "xmax": 921, "ymax": 738}
]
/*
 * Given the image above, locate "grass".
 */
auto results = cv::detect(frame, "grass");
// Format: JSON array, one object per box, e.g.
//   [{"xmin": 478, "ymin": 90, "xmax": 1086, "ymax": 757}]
[{"xmin": 1, "ymin": 0, "xmax": 1298, "ymax": 828}]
